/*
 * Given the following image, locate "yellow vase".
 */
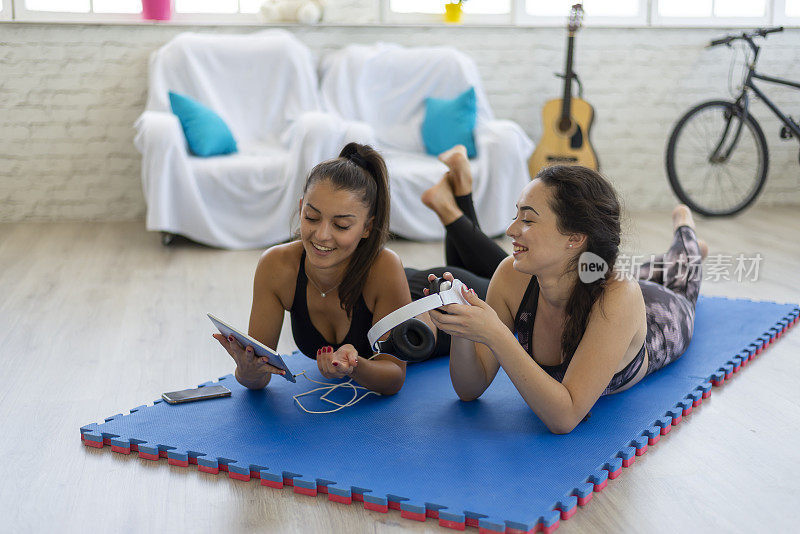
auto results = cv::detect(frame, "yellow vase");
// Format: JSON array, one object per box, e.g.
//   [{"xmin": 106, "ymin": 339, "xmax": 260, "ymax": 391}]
[{"xmin": 444, "ymin": 2, "xmax": 462, "ymax": 24}]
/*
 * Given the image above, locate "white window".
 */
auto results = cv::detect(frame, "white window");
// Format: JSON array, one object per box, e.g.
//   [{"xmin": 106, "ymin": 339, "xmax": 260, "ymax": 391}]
[
  {"xmin": 14, "ymin": 0, "xmax": 142, "ymax": 21},
  {"xmin": 239, "ymin": 0, "xmax": 262, "ymax": 13},
  {"xmin": 652, "ymin": 0, "xmax": 771, "ymax": 26},
  {"xmin": 383, "ymin": 0, "xmax": 512, "ymax": 24},
  {"xmin": 9, "ymin": 0, "xmax": 262, "ymax": 22},
  {"xmin": 0, "ymin": 0, "xmax": 11, "ymax": 21},
  {"xmin": 776, "ymin": 0, "xmax": 800, "ymax": 23},
  {"xmin": 383, "ymin": 0, "xmax": 797, "ymax": 26},
  {"xmin": 170, "ymin": 1, "xmax": 261, "ymax": 23},
  {"xmin": 519, "ymin": 0, "xmax": 648, "ymax": 26},
  {"xmin": 3, "ymin": 0, "xmax": 799, "ymax": 26},
  {"xmin": 94, "ymin": 1, "xmax": 142, "ymax": 13},
  {"xmin": 176, "ymin": 0, "xmax": 238, "ymax": 14}
]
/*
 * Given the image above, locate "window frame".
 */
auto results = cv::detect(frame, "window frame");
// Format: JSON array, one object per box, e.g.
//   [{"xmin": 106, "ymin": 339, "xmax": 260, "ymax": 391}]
[
  {"xmin": 7, "ymin": 0, "xmax": 263, "ymax": 24},
  {"xmin": 2, "ymin": 0, "xmax": 798, "ymax": 27},
  {"xmin": 513, "ymin": 0, "xmax": 650, "ymax": 27},
  {"xmin": 0, "ymin": 0, "xmax": 12, "ymax": 21},
  {"xmin": 774, "ymin": 0, "xmax": 800, "ymax": 25},
  {"xmin": 14, "ymin": 0, "xmax": 143, "ymax": 22},
  {"xmin": 650, "ymin": 0, "xmax": 773, "ymax": 27},
  {"xmin": 380, "ymin": 1, "xmax": 512, "ymax": 25}
]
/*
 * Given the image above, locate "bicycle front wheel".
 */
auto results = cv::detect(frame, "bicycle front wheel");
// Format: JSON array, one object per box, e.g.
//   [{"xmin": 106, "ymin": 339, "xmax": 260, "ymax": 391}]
[{"xmin": 666, "ymin": 100, "xmax": 768, "ymax": 216}]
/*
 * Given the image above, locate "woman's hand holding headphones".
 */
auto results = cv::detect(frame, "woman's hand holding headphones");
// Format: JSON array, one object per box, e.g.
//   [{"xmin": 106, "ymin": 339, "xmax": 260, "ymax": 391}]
[
  {"xmin": 423, "ymin": 271, "xmax": 454, "ymax": 296},
  {"xmin": 428, "ymin": 279, "xmax": 501, "ymax": 346},
  {"xmin": 317, "ymin": 344, "xmax": 359, "ymax": 379}
]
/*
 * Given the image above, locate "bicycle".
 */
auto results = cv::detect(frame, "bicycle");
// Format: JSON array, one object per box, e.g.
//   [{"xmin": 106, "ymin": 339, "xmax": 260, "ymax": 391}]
[{"xmin": 665, "ymin": 26, "xmax": 800, "ymax": 217}]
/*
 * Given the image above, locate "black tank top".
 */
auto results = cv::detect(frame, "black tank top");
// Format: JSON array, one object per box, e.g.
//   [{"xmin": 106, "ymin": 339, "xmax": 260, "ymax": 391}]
[
  {"xmin": 513, "ymin": 276, "xmax": 646, "ymax": 395},
  {"xmin": 290, "ymin": 250, "xmax": 374, "ymax": 359}
]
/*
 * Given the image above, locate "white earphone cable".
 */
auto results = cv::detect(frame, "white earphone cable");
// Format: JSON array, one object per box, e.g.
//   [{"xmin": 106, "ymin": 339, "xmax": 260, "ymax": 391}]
[{"xmin": 292, "ymin": 354, "xmax": 380, "ymax": 414}]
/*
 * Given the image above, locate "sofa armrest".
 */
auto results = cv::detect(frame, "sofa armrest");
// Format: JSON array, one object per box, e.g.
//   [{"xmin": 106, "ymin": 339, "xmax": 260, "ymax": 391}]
[
  {"xmin": 134, "ymin": 110, "xmax": 188, "ymax": 158},
  {"xmin": 134, "ymin": 110, "xmax": 193, "ymax": 205},
  {"xmin": 475, "ymin": 119, "xmax": 535, "ymax": 165}
]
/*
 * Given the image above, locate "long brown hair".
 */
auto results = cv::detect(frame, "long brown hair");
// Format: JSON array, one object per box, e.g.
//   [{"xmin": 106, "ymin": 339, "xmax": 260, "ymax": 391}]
[
  {"xmin": 302, "ymin": 142, "xmax": 390, "ymax": 317},
  {"xmin": 536, "ymin": 165, "xmax": 621, "ymax": 363}
]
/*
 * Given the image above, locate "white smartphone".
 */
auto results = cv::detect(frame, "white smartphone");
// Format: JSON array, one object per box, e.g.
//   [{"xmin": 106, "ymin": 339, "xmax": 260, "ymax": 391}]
[
  {"xmin": 162, "ymin": 384, "xmax": 231, "ymax": 404},
  {"xmin": 208, "ymin": 313, "xmax": 297, "ymax": 382}
]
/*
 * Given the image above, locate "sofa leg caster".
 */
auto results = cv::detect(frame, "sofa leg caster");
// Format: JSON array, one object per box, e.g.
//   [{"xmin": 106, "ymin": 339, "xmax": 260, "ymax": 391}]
[{"xmin": 161, "ymin": 232, "xmax": 176, "ymax": 246}]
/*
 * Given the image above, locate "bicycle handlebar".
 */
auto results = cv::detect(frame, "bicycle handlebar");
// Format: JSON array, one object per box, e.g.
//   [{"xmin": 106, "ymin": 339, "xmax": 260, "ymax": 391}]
[
  {"xmin": 709, "ymin": 35, "xmax": 734, "ymax": 47},
  {"xmin": 708, "ymin": 26, "xmax": 784, "ymax": 48}
]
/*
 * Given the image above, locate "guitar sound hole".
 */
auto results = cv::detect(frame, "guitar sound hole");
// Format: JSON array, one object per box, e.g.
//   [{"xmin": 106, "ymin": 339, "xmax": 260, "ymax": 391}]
[
  {"xmin": 546, "ymin": 155, "xmax": 579, "ymax": 163},
  {"xmin": 558, "ymin": 117, "xmax": 572, "ymax": 133}
]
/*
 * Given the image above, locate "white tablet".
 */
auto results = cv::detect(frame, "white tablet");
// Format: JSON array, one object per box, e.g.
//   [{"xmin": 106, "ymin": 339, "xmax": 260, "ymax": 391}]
[{"xmin": 208, "ymin": 313, "xmax": 296, "ymax": 383}]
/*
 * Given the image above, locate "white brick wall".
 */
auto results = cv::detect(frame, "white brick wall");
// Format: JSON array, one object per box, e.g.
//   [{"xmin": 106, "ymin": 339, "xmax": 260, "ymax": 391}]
[{"xmin": 1, "ymin": 11, "xmax": 798, "ymax": 222}]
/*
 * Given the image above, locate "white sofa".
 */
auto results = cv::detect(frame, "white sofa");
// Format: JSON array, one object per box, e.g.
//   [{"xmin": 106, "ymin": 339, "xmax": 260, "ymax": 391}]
[
  {"xmin": 134, "ymin": 30, "xmax": 358, "ymax": 249},
  {"xmin": 320, "ymin": 43, "xmax": 534, "ymax": 240},
  {"xmin": 135, "ymin": 34, "xmax": 534, "ymax": 248}
]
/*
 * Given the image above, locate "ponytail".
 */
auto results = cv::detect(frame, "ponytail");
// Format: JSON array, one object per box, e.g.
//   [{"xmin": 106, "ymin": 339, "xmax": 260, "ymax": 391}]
[{"xmin": 302, "ymin": 143, "xmax": 390, "ymax": 317}]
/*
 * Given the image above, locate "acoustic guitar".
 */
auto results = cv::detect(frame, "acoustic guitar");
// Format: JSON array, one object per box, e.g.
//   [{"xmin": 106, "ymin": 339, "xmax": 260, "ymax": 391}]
[{"xmin": 528, "ymin": 3, "xmax": 598, "ymax": 178}]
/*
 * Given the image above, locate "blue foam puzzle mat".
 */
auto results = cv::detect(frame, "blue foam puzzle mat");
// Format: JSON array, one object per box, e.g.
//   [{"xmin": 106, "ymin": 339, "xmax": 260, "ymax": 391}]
[{"xmin": 82, "ymin": 297, "xmax": 799, "ymax": 532}]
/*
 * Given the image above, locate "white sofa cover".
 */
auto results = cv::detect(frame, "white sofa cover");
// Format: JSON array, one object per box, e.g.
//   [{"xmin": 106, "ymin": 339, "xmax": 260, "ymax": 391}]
[
  {"xmin": 134, "ymin": 30, "xmax": 360, "ymax": 249},
  {"xmin": 320, "ymin": 43, "xmax": 535, "ymax": 240}
]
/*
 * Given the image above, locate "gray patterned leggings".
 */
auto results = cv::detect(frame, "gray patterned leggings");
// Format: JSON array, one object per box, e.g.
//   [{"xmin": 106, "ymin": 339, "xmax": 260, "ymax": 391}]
[{"xmin": 636, "ymin": 225, "xmax": 703, "ymax": 375}]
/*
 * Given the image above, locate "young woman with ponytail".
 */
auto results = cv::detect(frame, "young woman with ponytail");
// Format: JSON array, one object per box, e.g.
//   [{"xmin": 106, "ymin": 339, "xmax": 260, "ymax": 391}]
[
  {"xmin": 214, "ymin": 142, "xmax": 425, "ymax": 396},
  {"xmin": 417, "ymin": 146, "xmax": 708, "ymax": 434}
]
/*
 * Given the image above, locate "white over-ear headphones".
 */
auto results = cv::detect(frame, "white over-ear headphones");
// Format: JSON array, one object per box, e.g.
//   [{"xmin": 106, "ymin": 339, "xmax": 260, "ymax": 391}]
[{"xmin": 367, "ymin": 278, "xmax": 471, "ymax": 352}]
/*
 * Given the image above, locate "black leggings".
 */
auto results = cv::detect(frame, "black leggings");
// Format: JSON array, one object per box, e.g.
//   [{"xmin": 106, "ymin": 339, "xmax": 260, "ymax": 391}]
[
  {"xmin": 405, "ymin": 193, "xmax": 504, "ymax": 299},
  {"xmin": 405, "ymin": 194, "xmax": 506, "ymax": 357}
]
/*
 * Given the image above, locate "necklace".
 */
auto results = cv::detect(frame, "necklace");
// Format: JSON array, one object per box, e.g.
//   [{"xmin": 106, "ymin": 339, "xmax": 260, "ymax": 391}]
[{"xmin": 307, "ymin": 272, "xmax": 340, "ymax": 298}]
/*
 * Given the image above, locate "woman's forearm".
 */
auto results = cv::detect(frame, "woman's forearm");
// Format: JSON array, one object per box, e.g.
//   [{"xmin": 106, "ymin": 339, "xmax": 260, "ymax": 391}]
[
  {"xmin": 487, "ymin": 328, "xmax": 579, "ymax": 433},
  {"xmin": 449, "ymin": 336, "xmax": 490, "ymax": 400},
  {"xmin": 350, "ymin": 356, "xmax": 405, "ymax": 395}
]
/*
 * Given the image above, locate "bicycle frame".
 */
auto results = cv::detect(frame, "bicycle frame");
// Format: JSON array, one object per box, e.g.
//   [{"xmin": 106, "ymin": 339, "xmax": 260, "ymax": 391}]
[
  {"xmin": 747, "ymin": 73, "xmax": 800, "ymax": 139},
  {"xmin": 710, "ymin": 39, "xmax": 800, "ymax": 163}
]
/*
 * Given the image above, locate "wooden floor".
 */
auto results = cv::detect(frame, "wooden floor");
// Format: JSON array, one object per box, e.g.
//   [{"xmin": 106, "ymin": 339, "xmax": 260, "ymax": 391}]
[{"xmin": 1, "ymin": 208, "xmax": 798, "ymax": 533}]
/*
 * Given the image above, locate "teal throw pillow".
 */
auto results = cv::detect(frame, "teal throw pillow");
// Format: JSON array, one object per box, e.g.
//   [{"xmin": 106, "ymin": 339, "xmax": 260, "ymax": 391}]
[
  {"xmin": 421, "ymin": 86, "xmax": 477, "ymax": 159},
  {"xmin": 168, "ymin": 91, "xmax": 237, "ymax": 157}
]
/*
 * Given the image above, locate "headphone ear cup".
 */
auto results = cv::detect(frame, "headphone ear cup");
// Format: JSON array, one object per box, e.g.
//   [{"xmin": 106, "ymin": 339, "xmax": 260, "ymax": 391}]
[{"xmin": 389, "ymin": 318, "xmax": 435, "ymax": 362}]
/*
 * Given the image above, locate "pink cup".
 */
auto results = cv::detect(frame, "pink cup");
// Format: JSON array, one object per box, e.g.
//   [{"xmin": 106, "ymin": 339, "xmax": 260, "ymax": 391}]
[{"xmin": 142, "ymin": 0, "xmax": 171, "ymax": 21}]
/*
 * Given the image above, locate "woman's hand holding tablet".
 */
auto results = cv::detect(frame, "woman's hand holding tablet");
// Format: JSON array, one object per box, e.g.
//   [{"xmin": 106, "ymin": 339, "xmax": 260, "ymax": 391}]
[{"xmin": 209, "ymin": 313, "xmax": 297, "ymax": 383}]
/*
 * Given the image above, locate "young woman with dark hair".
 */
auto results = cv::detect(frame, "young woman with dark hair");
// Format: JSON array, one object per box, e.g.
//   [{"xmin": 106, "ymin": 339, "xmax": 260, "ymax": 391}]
[
  {"xmin": 415, "ymin": 146, "xmax": 709, "ymax": 433},
  {"xmin": 214, "ymin": 142, "xmax": 427, "ymax": 395}
]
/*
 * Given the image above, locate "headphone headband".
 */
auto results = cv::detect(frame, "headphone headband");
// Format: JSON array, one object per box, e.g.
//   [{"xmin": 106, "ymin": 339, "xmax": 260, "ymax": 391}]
[{"xmin": 367, "ymin": 279, "xmax": 469, "ymax": 351}]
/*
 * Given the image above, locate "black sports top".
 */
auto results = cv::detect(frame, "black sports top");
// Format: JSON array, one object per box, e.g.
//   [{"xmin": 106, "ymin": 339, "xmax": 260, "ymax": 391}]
[
  {"xmin": 513, "ymin": 276, "xmax": 646, "ymax": 395},
  {"xmin": 290, "ymin": 250, "xmax": 374, "ymax": 359}
]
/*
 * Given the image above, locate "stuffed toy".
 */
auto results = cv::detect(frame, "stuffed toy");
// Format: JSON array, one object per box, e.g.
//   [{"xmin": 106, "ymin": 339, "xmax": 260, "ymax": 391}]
[{"xmin": 259, "ymin": 0, "xmax": 326, "ymax": 24}]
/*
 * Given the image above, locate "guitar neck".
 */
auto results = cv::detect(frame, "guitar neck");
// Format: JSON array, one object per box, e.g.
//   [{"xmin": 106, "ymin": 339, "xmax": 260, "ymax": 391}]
[{"xmin": 560, "ymin": 32, "xmax": 575, "ymax": 124}]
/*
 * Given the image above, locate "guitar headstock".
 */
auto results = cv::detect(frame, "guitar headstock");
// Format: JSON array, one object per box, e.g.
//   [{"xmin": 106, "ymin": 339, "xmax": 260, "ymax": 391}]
[{"xmin": 568, "ymin": 3, "xmax": 584, "ymax": 33}]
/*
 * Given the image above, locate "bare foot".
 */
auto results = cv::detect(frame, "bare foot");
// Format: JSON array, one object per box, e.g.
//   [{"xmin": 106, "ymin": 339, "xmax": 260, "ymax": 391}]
[
  {"xmin": 698, "ymin": 238, "xmax": 709, "ymax": 261},
  {"xmin": 438, "ymin": 145, "xmax": 472, "ymax": 197},
  {"xmin": 422, "ymin": 175, "xmax": 463, "ymax": 226},
  {"xmin": 673, "ymin": 205, "xmax": 708, "ymax": 260},
  {"xmin": 438, "ymin": 144, "xmax": 468, "ymax": 166},
  {"xmin": 672, "ymin": 204, "xmax": 695, "ymax": 231}
]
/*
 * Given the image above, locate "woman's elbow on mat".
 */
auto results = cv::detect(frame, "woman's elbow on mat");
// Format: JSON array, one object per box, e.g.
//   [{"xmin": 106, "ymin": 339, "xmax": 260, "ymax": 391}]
[
  {"xmin": 453, "ymin": 384, "xmax": 485, "ymax": 402},
  {"xmin": 546, "ymin": 418, "xmax": 580, "ymax": 435},
  {"xmin": 235, "ymin": 367, "xmax": 272, "ymax": 390},
  {"xmin": 369, "ymin": 369, "xmax": 405, "ymax": 396}
]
